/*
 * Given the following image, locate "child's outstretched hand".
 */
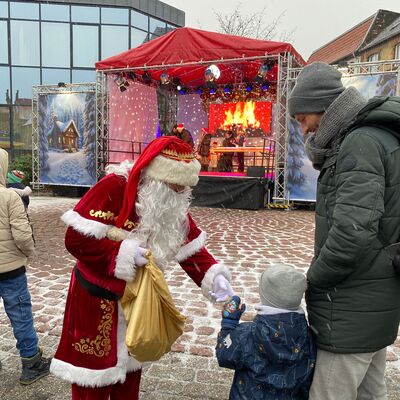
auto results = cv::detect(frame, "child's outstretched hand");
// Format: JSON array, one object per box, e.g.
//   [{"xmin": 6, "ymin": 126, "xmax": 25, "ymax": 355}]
[{"xmin": 221, "ymin": 296, "xmax": 246, "ymax": 328}]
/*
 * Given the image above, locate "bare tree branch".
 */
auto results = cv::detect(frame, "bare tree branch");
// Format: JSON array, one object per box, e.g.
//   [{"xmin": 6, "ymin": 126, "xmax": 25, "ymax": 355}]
[{"xmin": 214, "ymin": 3, "xmax": 293, "ymax": 42}]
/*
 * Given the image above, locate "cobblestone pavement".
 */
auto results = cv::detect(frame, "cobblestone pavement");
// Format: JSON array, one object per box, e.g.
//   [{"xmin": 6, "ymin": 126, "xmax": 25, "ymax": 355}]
[{"xmin": 0, "ymin": 196, "xmax": 399, "ymax": 399}]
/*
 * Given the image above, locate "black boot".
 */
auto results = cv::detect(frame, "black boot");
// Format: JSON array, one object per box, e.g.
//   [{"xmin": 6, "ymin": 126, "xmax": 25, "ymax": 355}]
[{"xmin": 20, "ymin": 349, "xmax": 51, "ymax": 385}]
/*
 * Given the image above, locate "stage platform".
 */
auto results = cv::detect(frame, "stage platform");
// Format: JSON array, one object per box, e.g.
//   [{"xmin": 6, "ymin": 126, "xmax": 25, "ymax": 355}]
[{"xmin": 192, "ymin": 172, "xmax": 273, "ymax": 210}]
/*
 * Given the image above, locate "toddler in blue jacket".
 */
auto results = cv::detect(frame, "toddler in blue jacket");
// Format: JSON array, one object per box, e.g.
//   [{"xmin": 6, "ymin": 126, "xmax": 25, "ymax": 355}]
[{"xmin": 216, "ymin": 264, "xmax": 316, "ymax": 399}]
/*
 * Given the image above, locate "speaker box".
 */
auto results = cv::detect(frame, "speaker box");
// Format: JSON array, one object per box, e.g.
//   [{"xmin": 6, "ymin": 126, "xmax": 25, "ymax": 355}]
[{"xmin": 247, "ymin": 166, "xmax": 265, "ymax": 177}]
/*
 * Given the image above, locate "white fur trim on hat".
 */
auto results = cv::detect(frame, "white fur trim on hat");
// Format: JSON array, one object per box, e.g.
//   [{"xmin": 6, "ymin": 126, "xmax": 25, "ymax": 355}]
[
  {"xmin": 201, "ymin": 263, "xmax": 231, "ymax": 300},
  {"xmin": 144, "ymin": 155, "xmax": 201, "ymax": 187},
  {"xmin": 114, "ymin": 238, "xmax": 141, "ymax": 282},
  {"xmin": 50, "ymin": 304, "xmax": 141, "ymax": 386},
  {"xmin": 175, "ymin": 231, "xmax": 206, "ymax": 262},
  {"xmin": 61, "ymin": 209, "xmax": 109, "ymax": 240}
]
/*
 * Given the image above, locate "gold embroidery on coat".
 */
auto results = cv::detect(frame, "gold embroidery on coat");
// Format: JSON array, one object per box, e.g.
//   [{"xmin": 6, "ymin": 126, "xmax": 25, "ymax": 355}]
[
  {"xmin": 72, "ymin": 300, "xmax": 114, "ymax": 357},
  {"xmin": 89, "ymin": 209, "xmax": 136, "ymax": 230}
]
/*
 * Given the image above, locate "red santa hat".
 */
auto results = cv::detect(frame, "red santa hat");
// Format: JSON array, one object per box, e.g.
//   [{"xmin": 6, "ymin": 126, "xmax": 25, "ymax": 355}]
[
  {"xmin": 116, "ymin": 136, "xmax": 200, "ymax": 228},
  {"xmin": 177, "ymin": 123, "xmax": 184, "ymax": 128}
]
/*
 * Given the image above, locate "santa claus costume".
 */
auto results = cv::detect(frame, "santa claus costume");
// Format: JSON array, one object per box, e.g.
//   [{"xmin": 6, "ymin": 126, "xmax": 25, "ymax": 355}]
[{"xmin": 50, "ymin": 136, "xmax": 233, "ymax": 400}]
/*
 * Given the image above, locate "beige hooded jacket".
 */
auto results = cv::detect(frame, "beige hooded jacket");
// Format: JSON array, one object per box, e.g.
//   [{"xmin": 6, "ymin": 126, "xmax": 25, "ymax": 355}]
[{"xmin": 0, "ymin": 148, "xmax": 34, "ymax": 273}]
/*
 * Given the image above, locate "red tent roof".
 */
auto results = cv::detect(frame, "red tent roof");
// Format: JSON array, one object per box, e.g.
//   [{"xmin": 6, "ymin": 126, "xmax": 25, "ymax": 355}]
[{"xmin": 95, "ymin": 27, "xmax": 305, "ymax": 87}]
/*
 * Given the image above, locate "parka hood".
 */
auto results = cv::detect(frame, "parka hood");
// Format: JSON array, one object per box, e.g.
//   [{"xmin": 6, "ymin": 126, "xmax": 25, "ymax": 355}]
[
  {"xmin": 349, "ymin": 96, "xmax": 400, "ymax": 141},
  {"xmin": 0, "ymin": 148, "xmax": 8, "ymax": 187}
]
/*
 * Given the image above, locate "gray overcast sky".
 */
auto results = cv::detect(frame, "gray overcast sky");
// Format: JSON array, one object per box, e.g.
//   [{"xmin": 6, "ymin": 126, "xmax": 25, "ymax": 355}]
[{"xmin": 164, "ymin": 0, "xmax": 400, "ymax": 60}]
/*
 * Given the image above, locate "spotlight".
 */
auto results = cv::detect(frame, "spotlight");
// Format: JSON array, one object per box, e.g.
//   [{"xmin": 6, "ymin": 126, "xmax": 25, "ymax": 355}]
[
  {"xmin": 261, "ymin": 81, "xmax": 269, "ymax": 91},
  {"xmin": 142, "ymin": 71, "xmax": 152, "ymax": 84},
  {"xmin": 114, "ymin": 74, "xmax": 129, "ymax": 92},
  {"xmin": 254, "ymin": 61, "xmax": 275, "ymax": 85},
  {"xmin": 205, "ymin": 64, "xmax": 221, "ymax": 81},
  {"xmin": 245, "ymin": 83, "xmax": 253, "ymax": 92},
  {"xmin": 196, "ymin": 86, "xmax": 203, "ymax": 94},
  {"xmin": 205, "ymin": 80, "xmax": 217, "ymax": 91},
  {"xmin": 57, "ymin": 82, "xmax": 66, "ymax": 88},
  {"xmin": 172, "ymin": 77, "xmax": 181, "ymax": 87},
  {"xmin": 178, "ymin": 86, "xmax": 187, "ymax": 95},
  {"xmin": 210, "ymin": 87, "xmax": 217, "ymax": 95},
  {"xmin": 126, "ymin": 72, "xmax": 137, "ymax": 81},
  {"xmin": 160, "ymin": 72, "xmax": 170, "ymax": 85},
  {"xmin": 223, "ymin": 85, "xmax": 233, "ymax": 94}
]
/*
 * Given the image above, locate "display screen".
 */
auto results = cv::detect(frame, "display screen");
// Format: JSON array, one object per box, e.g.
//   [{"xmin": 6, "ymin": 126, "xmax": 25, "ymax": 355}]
[{"xmin": 209, "ymin": 101, "xmax": 272, "ymax": 136}]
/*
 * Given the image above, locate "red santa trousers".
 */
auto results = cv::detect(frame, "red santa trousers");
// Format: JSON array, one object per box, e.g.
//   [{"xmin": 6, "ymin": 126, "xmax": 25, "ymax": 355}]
[{"xmin": 71, "ymin": 369, "xmax": 141, "ymax": 400}]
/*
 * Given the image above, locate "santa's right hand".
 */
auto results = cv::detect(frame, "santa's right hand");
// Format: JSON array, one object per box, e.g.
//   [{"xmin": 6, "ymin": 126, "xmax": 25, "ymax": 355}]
[{"xmin": 134, "ymin": 246, "xmax": 148, "ymax": 267}]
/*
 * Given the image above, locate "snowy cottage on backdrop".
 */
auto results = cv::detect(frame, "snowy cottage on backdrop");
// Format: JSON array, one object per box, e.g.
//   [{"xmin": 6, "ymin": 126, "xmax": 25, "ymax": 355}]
[{"xmin": 47, "ymin": 116, "xmax": 80, "ymax": 152}]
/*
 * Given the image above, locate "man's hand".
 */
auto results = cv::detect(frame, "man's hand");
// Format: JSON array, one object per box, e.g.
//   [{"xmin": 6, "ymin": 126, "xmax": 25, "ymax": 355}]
[
  {"xmin": 210, "ymin": 274, "xmax": 234, "ymax": 302},
  {"xmin": 134, "ymin": 247, "xmax": 148, "ymax": 267},
  {"xmin": 221, "ymin": 296, "xmax": 246, "ymax": 328}
]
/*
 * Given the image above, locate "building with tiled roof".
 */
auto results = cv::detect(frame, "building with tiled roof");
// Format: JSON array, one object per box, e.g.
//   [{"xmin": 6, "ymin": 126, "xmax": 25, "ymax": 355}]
[
  {"xmin": 358, "ymin": 15, "xmax": 400, "ymax": 62},
  {"xmin": 308, "ymin": 9, "xmax": 400, "ymax": 64}
]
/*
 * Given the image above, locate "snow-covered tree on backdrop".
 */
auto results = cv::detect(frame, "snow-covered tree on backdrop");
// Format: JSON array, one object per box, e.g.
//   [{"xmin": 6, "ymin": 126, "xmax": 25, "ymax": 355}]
[
  {"xmin": 286, "ymin": 120, "xmax": 306, "ymax": 197},
  {"xmin": 82, "ymin": 92, "xmax": 96, "ymax": 180},
  {"xmin": 38, "ymin": 95, "xmax": 50, "ymax": 171}
]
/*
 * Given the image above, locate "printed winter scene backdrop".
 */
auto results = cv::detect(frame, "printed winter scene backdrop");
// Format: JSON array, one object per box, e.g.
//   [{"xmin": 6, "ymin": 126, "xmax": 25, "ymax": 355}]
[
  {"xmin": 38, "ymin": 92, "xmax": 96, "ymax": 186},
  {"xmin": 287, "ymin": 73, "xmax": 398, "ymax": 202}
]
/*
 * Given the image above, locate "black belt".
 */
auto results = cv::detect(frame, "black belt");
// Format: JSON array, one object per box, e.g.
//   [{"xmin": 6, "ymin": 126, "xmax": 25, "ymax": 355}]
[
  {"xmin": 74, "ymin": 267, "xmax": 119, "ymax": 301},
  {"xmin": 0, "ymin": 266, "xmax": 26, "ymax": 281}
]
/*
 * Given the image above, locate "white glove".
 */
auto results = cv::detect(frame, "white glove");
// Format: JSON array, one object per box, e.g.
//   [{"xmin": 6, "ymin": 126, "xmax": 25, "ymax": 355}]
[
  {"xmin": 134, "ymin": 247, "xmax": 148, "ymax": 267},
  {"xmin": 210, "ymin": 274, "xmax": 234, "ymax": 302}
]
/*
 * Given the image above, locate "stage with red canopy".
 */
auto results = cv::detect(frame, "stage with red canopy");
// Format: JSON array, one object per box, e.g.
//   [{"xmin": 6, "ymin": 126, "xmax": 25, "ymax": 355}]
[{"xmin": 95, "ymin": 27, "xmax": 305, "ymax": 87}]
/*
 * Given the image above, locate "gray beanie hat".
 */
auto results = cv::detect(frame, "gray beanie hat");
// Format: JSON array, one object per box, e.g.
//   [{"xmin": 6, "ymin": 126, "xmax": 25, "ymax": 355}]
[
  {"xmin": 259, "ymin": 264, "xmax": 307, "ymax": 310},
  {"xmin": 288, "ymin": 61, "xmax": 345, "ymax": 117}
]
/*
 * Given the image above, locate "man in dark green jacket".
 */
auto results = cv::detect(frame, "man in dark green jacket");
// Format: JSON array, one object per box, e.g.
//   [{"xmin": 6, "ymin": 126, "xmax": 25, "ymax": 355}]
[{"xmin": 288, "ymin": 61, "xmax": 400, "ymax": 400}]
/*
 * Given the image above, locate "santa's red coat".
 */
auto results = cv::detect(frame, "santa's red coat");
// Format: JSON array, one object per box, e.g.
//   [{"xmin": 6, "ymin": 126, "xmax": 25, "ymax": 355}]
[{"xmin": 50, "ymin": 173, "xmax": 229, "ymax": 387}]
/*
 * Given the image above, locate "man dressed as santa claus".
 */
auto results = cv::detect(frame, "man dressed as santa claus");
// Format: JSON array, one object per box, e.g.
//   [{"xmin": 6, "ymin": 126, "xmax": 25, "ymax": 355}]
[{"xmin": 50, "ymin": 136, "xmax": 233, "ymax": 400}]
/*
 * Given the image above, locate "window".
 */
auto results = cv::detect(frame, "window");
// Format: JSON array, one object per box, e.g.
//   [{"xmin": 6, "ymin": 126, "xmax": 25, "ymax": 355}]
[
  {"xmin": 73, "ymin": 25, "xmax": 99, "ymax": 68},
  {"xmin": 367, "ymin": 53, "xmax": 379, "ymax": 72},
  {"xmin": 0, "ymin": 21, "xmax": 8, "ymax": 64},
  {"xmin": 0, "ymin": 67, "xmax": 10, "ymax": 104},
  {"xmin": 0, "ymin": 107, "xmax": 11, "ymax": 149},
  {"xmin": 11, "ymin": 20, "xmax": 40, "ymax": 66},
  {"xmin": 101, "ymin": 25, "xmax": 128, "ymax": 59},
  {"xmin": 166, "ymin": 24, "xmax": 177, "ymax": 33},
  {"xmin": 42, "ymin": 68, "xmax": 70, "ymax": 85},
  {"xmin": 0, "ymin": 2, "xmax": 8, "ymax": 18},
  {"xmin": 395, "ymin": 43, "xmax": 400, "ymax": 60},
  {"xmin": 72, "ymin": 69, "xmax": 96, "ymax": 83},
  {"xmin": 13, "ymin": 105, "xmax": 32, "ymax": 156},
  {"xmin": 131, "ymin": 27, "xmax": 148, "ymax": 48},
  {"xmin": 41, "ymin": 4, "xmax": 70, "ymax": 22},
  {"xmin": 42, "ymin": 22, "xmax": 70, "ymax": 68},
  {"xmin": 131, "ymin": 10, "xmax": 148, "ymax": 31},
  {"xmin": 367, "ymin": 53, "xmax": 379, "ymax": 62},
  {"xmin": 101, "ymin": 7, "xmax": 129, "ymax": 25},
  {"xmin": 149, "ymin": 17, "xmax": 166, "ymax": 37},
  {"xmin": 71, "ymin": 6, "xmax": 99, "ymax": 23},
  {"xmin": 12, "ymin": 67, "xmax": 40, "ymax": 99},
  {"xmin": 10, "ymin": 1, "xmax": 39, "ymax": 19}
]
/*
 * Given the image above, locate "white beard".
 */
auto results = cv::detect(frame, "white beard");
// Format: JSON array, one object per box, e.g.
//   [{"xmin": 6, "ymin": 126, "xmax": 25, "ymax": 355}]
[{"xmin": 131, "ymin": 178, "xmax": 191, "ymax": 268}]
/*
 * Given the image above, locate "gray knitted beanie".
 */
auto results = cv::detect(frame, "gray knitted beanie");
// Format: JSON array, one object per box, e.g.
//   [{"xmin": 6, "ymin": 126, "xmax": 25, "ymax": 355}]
[
  {"xmin": 288, "ymin": 62, "xmax": 345, "ymax": 117},
  {"xmin": 259, "ymin": 264, "xmax": 307, "ymax": 310}
]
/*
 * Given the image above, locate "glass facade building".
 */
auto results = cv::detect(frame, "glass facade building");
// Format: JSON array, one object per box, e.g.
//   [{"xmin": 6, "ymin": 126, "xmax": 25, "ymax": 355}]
[{"xmin": 0, "ymin": 0, "xmax": 184, "ymax": 158}]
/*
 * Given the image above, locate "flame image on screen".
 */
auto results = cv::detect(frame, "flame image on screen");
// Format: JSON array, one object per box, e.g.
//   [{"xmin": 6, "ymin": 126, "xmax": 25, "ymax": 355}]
[
  {"xmin": 209, "ymin": 101, "xmax": 271, "ymax": 134},
  {"xmin": 222, "ymin": 102, "xmax": 260, "ymax": 129}
]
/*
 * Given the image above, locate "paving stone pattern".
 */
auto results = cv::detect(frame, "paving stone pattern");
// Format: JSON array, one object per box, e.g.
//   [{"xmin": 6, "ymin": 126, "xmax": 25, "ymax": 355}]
[{"xmin": 0, "ymin": 196, "xmax": 399, "ymax": 400}]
